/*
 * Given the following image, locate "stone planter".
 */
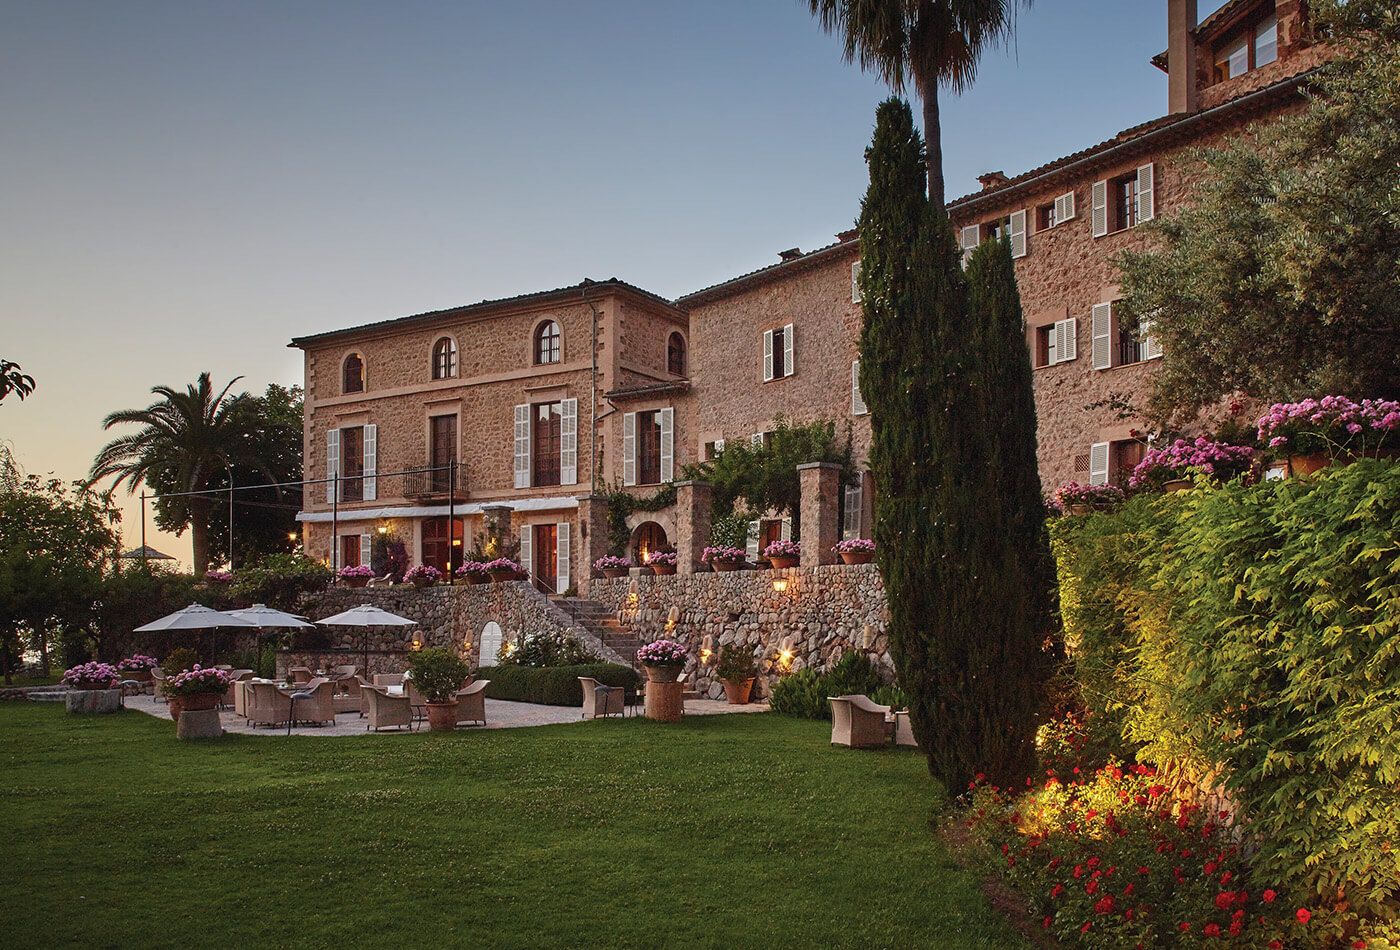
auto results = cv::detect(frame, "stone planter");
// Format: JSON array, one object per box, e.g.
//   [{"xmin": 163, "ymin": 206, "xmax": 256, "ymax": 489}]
[
  {"xmin": 65, "ymin": 688, "xmax": 122, "ymax": 715},
  {"xmin": 122, "ymin": 669, "xmax": 154, "ymax": 685},
  {"xmin": 650, "ymin": 563, "xmax": 677, "ymax": 576},
  {"xmin": 1289, "ymin": 453, "xmax": 1332, "ymax": 477},
  {"xmin": 645, "ymin": 680, "xmax": 683, "ymax": 722},
  {"xmin": 768, "ymin": 556, "xmax": 798, "ymax": 570},
  {"xmin": 712, "ymin": 559, "xmax": 743, "ymax": 573},
  {"xmin": 488, "ymin": 570, "xmax": 515, "ymax": 584},
  {"xmin": 839, "ymin": 550, "xmax": 874, "ymax": 565},
  {"xmin": 341, "ymin": 576, "xmax": 370, "ymax": 589},
  {"xmin": 1163, "ymin": 478, "xmax": 1193, "ymax": 493},
  {"xmin": 722, "ymin": 677, "xmax": 755, "ymax": 705},
  {"xmin": 176, "ymin": 707, "xmax": 223, "ymax": 739},
  {"xmin": 411, "ymin": 578, "xmax": 437, "ymax": 588},
  {"xmin": 644, "ymin": 663, "xmax": 683, "ymax": 684},
  {"xmin": 424, "ymin": 702, "xmax": 458, "ymax": 731}
]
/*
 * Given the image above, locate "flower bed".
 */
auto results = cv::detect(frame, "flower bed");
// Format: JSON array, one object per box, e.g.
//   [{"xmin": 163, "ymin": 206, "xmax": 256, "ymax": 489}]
[
  {"xmin": 1257, "ymin": 396, "xmax": 1400, "ymax": 456},
  {"xmin": 337, "ymin": 565, "xmax": 374, "ymax": 580},
  {"xmin": 645, "ymin": 551, "xmax": 678, "ymax": 567},
  {"xmin": 484, "ymin": 557, "xmax": 521, "ymax": 575},
  {"xmin": 1126, "ymin": 438, "xmax": 1254, "ymax": 491},
  {"xmin": 455, "ymin": 561, "xmax": 488, "ymax": 582},
  {"xmin": 204, "ymin": 569, "xmax": 233, "ymax": 584},
  {"xmin": 833, "ymin": 538, "xmax": 875, "ymax": 554},
  {"xmin": 61, "ymin": 662, "xmax": 119, "ymax": 690},
  {"xmin": 763, "ymin": 539, "xmax": 800, "ymax": 562}
]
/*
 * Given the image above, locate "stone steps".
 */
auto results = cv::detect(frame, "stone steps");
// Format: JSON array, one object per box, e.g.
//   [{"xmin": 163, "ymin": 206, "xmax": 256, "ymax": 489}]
[{"xmin": 552, "ymin": 596, "xmax": 642, "ymax": 667}]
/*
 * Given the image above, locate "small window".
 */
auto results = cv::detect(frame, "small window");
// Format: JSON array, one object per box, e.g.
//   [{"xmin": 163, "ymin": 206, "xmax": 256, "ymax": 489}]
[
  {"xmin": 431, "ymin": 337, "xmax": 457, "ymax": 380},
  {"xmin": 1037, "ymin": 203, "xmax": 1057, "ymax": 231},
  {"xmin": 1111, "ymin": 172, "xmax": 1139, "ymax": 233},
  {"xmin": 532, "ymin": 402, "xmax": 562, "ymax": 487},
  {"xmin": 763, "ymin": 325, "xmax": 793, "ymax": 381},
  {"xmin": 534, "ymin": 320, "xmax": 561, "ymax": 365},
  {"xmin": 850, "ymin": 260, "xmax": 862, "ymax": 304},
  {"xmin": 635, "ymin": 410, "xmax": 663, "ymax": 485},
  {"xmin": 667, "ymin": 332, "xmax": 687, "ymax": 376},
  {"xmin": 342, "ymin": 353, "xmax": 364, "ymax": 394},
  {"xmin": 1254, "ymin": 14, "xmax": 1277, "ymax": 67},
  {"xmin": 703, "ymin": 439, "xmax": 725, "ymax": 461},
  {"xmin": 1218, "ymin": 35, "xmax": 1249, "ymax": 80},
  {"xmin": 1035, "ymin": 326, "xmax": 1055, "ymax": 368}
]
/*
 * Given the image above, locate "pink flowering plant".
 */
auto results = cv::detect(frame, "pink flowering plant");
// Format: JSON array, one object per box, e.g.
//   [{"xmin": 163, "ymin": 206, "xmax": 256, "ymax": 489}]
[
  {"xmin": 61, "ymin": 661, "xmax": 119, "ymax": 689},
  {"xmin": 117, "ymin": 654, "xmax": 158, "ymax": 671},
  {"xmin": 834, "ymin": 538, "xmax": 875, "ymax": 554},
  {"xmin": 204, "ymin": 569, "xmax": 234, "ymax": 583},
  {"xmin": 455, "ymin": 560, "xmax": 487, "ymax": 577},
  {"xmin": 701, "ymin": 545, "xmax": 746, "ymax": 565},
  {"xmin": 484, "ymin": 557, "xmax": 521, "ymax": 574},
  {"xmin": 1256, "ymin": 396, "xmax": 1400, "ymax": 456},
  {"xmin": 337, "ymin": 564, "xmax": 374, "ymax": 579},
  {"xmin": 404, "ymin": 564, "xmax": 442, "ymax": 584},
  {"xmin": 1127, "ymin": 438, "xmax": 1254, "ymax": 491},
  {"xmin": 1053, "ymin": 482, "xmax": 1127, "ymax": 511},
  {"xmin": 646, "ymin": 550, "xmax": 678, "ymax": 567},
  {"xmin": 763, "ymin": 539, "xmax": 800, "ymax": 560},
  {"xmin": 636, "ymin": 639, "xmax": 688, "ymax": 668},
  {"xmin": 593, "ymin": 555, "xmax": 633, "ymax": 572},
  {"xmin": 164, "ymin": 665, "xmax": 233, "ymax": 696}
]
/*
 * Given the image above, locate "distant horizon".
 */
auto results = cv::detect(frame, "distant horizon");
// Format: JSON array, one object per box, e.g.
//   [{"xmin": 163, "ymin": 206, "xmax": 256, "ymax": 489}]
[{"xmin": 1, "ymin": 0, "xmax": 1230, "ymax": 567}]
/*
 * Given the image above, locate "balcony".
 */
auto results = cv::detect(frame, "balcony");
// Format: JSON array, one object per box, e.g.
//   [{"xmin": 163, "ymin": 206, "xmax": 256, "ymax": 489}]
[{"xmin": 402, "ymin": 464, "xmax": 461, "ymax": 500}]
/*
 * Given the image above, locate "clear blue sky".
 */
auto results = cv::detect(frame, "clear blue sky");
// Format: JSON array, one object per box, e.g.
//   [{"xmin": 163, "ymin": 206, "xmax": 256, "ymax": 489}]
[{"xmin": 0, "ymin": 0, "xmax": 1226, "ymax": 562}]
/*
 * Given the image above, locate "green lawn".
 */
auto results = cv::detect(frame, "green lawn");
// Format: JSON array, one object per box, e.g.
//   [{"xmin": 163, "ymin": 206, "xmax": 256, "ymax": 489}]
[{"xmin": 0, "ymin": 703, "xmax": 1025, "ymax": 949}]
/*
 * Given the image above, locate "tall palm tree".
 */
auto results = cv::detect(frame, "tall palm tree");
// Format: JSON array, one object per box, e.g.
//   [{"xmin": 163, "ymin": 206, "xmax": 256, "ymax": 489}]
[
  {"xmin": 809, "ymin": 0, "xmax": 1030, "ymax": 208},
  {"xmin": 90, "ymin": 373, "xmax": 258, "ymax": 572}
]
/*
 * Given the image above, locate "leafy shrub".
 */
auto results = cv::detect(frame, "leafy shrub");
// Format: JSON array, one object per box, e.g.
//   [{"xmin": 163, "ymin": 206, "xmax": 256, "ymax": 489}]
[
  {"xmin": 229, "ymin": 553, "xmax": 332, "ymax": 612},
  {"xmin": 868, "ymin": 684, "xmax": 910, "ymax": 711},
  {"xmin": 714, "ymin": 646, "xmax": 757, "ymax": 682},
  {"xmin": 504, "ymin": 630, "xmax": 596, "ymax": 668},
  {"xmin": 160, "ymin": 647, "xmax": 201, "ymax": 674},
  {"xmin": 480, "ymin": 663, "xmax": 639, "ymax": 706},
  {"xmin": 1035, "ymin": 708, "xmax": 1134, "ymax": 781},
  {"xmin": 769, "ymin": 653, "xmax": 883, "ymax": 720},
  {"xmin": 408, "ymin": 648, "xmax": 470, "ymax": 702},
  {"xmin": 822, "ymin": 651, "xmax": 880, "ymax": 699},
  {"xmin": 1052, "ymin": 458, "xmax": 1400, "ymax": 935}
]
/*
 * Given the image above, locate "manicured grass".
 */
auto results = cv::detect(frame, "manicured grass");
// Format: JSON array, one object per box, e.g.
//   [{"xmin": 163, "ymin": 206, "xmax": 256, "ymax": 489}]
[
  {"xmin": 3, "ymin": 673, "xmax": 62, "ymax": 687},
  {"xmin": 0, "ymin": 704, "xmax": 1025, "ymax": 949}
]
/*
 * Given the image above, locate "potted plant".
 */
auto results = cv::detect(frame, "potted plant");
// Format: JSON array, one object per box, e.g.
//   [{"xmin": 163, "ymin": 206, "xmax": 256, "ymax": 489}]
[
  {"xmin": 636, "ymin": 638, "xmax": 688, "ymax": 683},
  {"xmin": 61, "ymin": 661, "xmax": 119, "ymax": 691},
  {"xmin": 1051, "ymin": 482, "xmax": 1127, "ymax": 516},
  {"xmin": 408, "ymin": 647, "xmax": 470, "ymax": 732},
  {"xmin": 1126, "ymin": 437, "xmax": 1255, "ymax": 492},
  {"xmin": 337, "ymin": 564, "xmax": 374, "ymax": 588},
  {"xmin": 163, "ymin": 666, "xmax": 232, "ymax": 722},
  {"xmin": 714, "ymin": 646, "xmax": 757, "ymax": 704},
  {"xmin": 485, "ymin": 557, "xmax": 522, "ymax": 583},
  {"xmin": 455, "ymin": 560, "xmax": 489, "ymax": 585},
  {"xmin": 647, "ymin": 550, "xmax": 678, "ymax": 576},
  {"xmin": 702, "ymin": 545, "xmax": 746, "ymax": 573},
  {"xmin": 833, "ymin": 538, "xmax": 876, "ymax": 564},
  {"xmin": 204, "ymin": 569, "xmax": 234, "ymax": 585},
  {"xmin": 1257, "ymin": 396, "xmax": 1400, "ymax": 475},
  {"xmin": 116, "ymin": 654, "xmax": 158, "ymax": 686},
  {"xmin": 763, "ymin": 539, "xmax": 800, "ymax": 570},
  {"xmin": 593, "ymin": 555, "xmax": 633, "ymax": 580},
  {"xmin": 405, "ymin": 564, "xmax": 442, "ymax": 588}
]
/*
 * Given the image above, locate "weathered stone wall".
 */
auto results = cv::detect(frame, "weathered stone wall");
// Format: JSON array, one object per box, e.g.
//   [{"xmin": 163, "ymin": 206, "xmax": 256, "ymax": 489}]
[
  {"xmin": 279, "ymin": 582, "xmax": 625, "ymax": 676},
  {"xmin": 590, "ymin": 563, "xmax": 891, "ymax": 700}
]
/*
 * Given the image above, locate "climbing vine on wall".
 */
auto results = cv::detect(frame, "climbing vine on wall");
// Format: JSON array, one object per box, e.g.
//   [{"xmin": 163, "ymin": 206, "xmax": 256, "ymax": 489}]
[{"xmin": 604, "ymin": 482, "xmax": 676, "ymax": 557}]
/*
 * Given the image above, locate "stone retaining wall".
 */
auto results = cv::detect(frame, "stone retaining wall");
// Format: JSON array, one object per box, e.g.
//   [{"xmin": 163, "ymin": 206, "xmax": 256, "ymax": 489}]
[
  {"xmin": 282, "ymin": 581, "xmax": 625, "ymax": 676},
  {"xmin": 589, "ymin": 563, "xmax": 891, "ymax": 700}
]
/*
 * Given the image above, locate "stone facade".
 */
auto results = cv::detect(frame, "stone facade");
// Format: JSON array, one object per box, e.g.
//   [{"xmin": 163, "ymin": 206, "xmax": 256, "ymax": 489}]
[{"xmin": 590, "ymin": 564, "xmax": 891, "ymax": 700}]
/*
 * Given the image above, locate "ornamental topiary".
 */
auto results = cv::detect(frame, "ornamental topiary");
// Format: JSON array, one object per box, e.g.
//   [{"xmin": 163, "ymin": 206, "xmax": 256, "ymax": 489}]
[{"xmin": 407, "ymin": 648, "xmax": 469, "ymax": 703}]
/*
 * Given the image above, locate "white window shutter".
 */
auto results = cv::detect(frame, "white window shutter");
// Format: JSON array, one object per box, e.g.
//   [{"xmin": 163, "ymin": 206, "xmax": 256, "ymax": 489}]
[
  {"xmin": 1136, "ymin": 163, "xmax": 1155, "ymax": 223},
  {"xmin": 1058, "ymin": 317, "xmax": 1078, "ymax": 363},
  {"xmin": 1046, "ymin": 326, "xmax": 1059, "ymax": 366},
  {"xmin": 850, "ymin": 260, "xmax": 862, "ymax": 304},
  {"xmin": 1141, "ymin": 318, "xmax": 1163, "ymax": 360},
  {"xmin": 1089, "ymin": 443, "xmax": 1111, "ymax": 487},
  {"xmin": 779, "ymin": 518, "xmax": 792, "ymax": 542},
  {"xmin": 1091, "ymin": 304, "xmax": 1113, "ymax": 370},
  {"xmin": 762, "ymin": 329, "xmax": 774, "ymax": 382},
  {"xmin": 783, "ymin": 323, "xmax": 795, "ymax": 377},
  {"xmin": 658, "ymin": 407, "xmax": 674, "ymax": 482},
  {"xmin": 851, "ymin": 360, "xmax": 867, "ymax": 416},
  {"xmin": 362, "ymin": 424, "xmax": 377, "ymax": 501},
  {"xmin": 1055, "ymin": 191, "xmax": 1076, "ymax": 223},
  {"xmin": 843, "ymin": 481, "xmax": 863, "ymax": 539},
  {"xmin": 1091, "ymin": 180, "xmax": 1108, "ymax": 237},
  {"xmin": 1009, "ymin": 209, "xmax": 1027, "ymax": 259},
  {"xmin": 745, "ymin": 521, "xmax": 760, "ymax": 562},
  {"xmin": 751, "ymin": 432, "xmax": 764, "ymax": 448},
  {"xmin": 622, "ymin": 412, "xmax": 637, "ymax": 486},
  {"xmin": 325, "ymin": 429, "xmax": 340, "ymax": 503},
  {"xmin": 560, "ymin": 398, "xmax": 578, "ymax": 485},
  {"xmin": 519, "ymin": 525, "xmax": 532, "ymax": 580},
  {"xmin": 513, "ymin": 404, "xmax": 531, "ymax": 489},
  {"xmin": 959, "ymin": 224, "xmax": 980, "ymax": 268},
  {"xmin": 556, "ymin": 522, "xmax": 570, "ymax": 593},
  {"xmin": 359, "ymin": 532, "xmax": 372, "ymax": 569},
  {"xmin": 713, "ymin": 437, "xmax": 725, "ymax": 455}
]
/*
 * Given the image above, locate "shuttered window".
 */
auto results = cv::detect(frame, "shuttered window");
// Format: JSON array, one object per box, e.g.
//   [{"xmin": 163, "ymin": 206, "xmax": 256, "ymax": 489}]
[
  {"xmin": 851, "ymin": 360, "xmax": 867, "ymax": 415},
  {"xmin": 513, "ymin": 404, "xmax": 531, "ymax": 489},
  {"xmin": 1089, "ymin": 442, "xmax": 1111, "ymax": 487},
  {"xmin": 850, "ymin": 260, "xmax": 862, "ymax": 303},
  {"xmin": 1091, "ymin": 303, "xmax": 1114, "ymax": 370},
  {"xmin": 560, "ymin": 398, "xmax": 578, "ymax": 485},
  {"xmin": 959, "ymin": 224, "xmax": 980, "ymax": 268},
  {"xmin": 1009, "ymin": 209, "xmax": 1027, "ymax": 259},
  {"xmin": 1091, "ymin": 180, "xmax": 1109, "ymax": 238}
]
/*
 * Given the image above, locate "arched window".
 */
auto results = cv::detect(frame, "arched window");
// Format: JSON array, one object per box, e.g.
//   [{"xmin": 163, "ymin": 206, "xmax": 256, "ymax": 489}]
[
  {"xmin": 431, "ymin": 337, "xmax": 457, "ymax": 380},
  {"xmin": 534, "ymin": 320, "xmax": 561, "ymax": 365},
  {"xmin": 342, "ymin": 353, "xmax": 365, "ymax": 394},
  {"xmin": 631, "ymin": 521, "xmax": 669, "ymax": 566},
  {"xmin": 667, "ymin": 332, "xmax": 687, "ymax": 376},
  {"xmin": 478, "ymin": 621, "xmax": 503, "ymax": 667}
]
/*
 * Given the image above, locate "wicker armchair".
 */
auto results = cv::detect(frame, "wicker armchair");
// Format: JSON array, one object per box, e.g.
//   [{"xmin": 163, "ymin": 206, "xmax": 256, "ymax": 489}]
[
  {"xmin": 579, "ymin": 677, "xmax": 625, "ymax": 720},
  {"xmin": 454, "ymin": 680, "xmax": 489, "ymax": 726},
  {"xmin": 246, "ymin": 682, "xmax": 292, "ymax": 728},
  {"xmin": 372, "ymin": 673, "xmax": 405, "ymax": 688},
  {"xmin": 892, "ymin": 710, "xmax": 918, "ymax": 748},
  {"xmin": 363, "ymin": 686, "xmax": 413, "ymax": 732},
  {"xmin": 221, "ymin": 670, "xmax": 255, "ymax": 709},
  {"xmin": 288, "ymin": 678, "xmax": 336, "ymax": 726},
  {"xmin": 288, "ymin": 666, "xmax": 314, "ymax": 684},
  {"xmin": 829, "ymin": 695, "xmax": 894, "ymax": 749},
  {"xmin": 151, "ymin": 669, "xmax": 168, "ymax": 703}
]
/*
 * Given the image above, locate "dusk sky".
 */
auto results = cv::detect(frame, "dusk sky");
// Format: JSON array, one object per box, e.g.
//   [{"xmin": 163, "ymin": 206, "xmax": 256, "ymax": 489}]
[{"xmin": 0, "ymin": 0, "xmax": 1228, "ymax": 564}]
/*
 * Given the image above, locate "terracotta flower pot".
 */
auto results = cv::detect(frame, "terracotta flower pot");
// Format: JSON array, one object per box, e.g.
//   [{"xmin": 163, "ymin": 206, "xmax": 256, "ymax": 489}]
[
  {"xmin": 722, "ymin": 677, "xmax": 755, "ymax": 705},
  {"xmin": 1289, "ymin": 453, "xmax": 1332, "ymax": 477},
  {"xmin": 601, "ymin": 568, "xmax": 630, "ymax": 579},
  {"xmin": 650, "ymin": 563, "xmax": 676, "ymax": 576},
  {"xmin": 1163, "ymin": 478, "xmax": 1193, "ymax": 493},
  {"xmin": 124, "ymin": 669, "xmax": 153, "ymax": 683},
  {"xmin": 167, "ymin": 696, "xmax": 184, "ymax": 721},
  {"xmin": 488, "ymin": 570, "xmax": 514, "ymax": 584},
  {"xmin": 712, "ymin": 559, "xmax": 743, "ymax": 572},
  {"xmin": 768, "ymin": 556, "xmax": 798, "ymax": 570},
  {"xmin": 644, "ymin": 663, "xmax": 683, "ymax": 684},
  {"xmin": 412, "ymin": 577, "xmax": 436, "ymax": 588},
  {"xmin": 342, "ymin": 576, "xmax": 370, "ymax": 589},
  {"xmin": 424, "ymin": 702, "xmax": 458, "ymax": 732},
  {"xmin": 464, "ymin": 573, "xmax": 488, "ymax": 585},
  {"xmin": 839, "ymin": 550, "xmax": 874, "ymax": 565},
  {"xmin": 181, "ymin": 692, "xmax": 221, "ymax": 712}
]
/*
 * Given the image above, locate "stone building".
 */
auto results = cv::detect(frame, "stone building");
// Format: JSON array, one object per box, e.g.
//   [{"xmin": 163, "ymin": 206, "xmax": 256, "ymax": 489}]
[{"xmin": 291, "ymin": 0, "xmax": 1325, "ymax": 590}]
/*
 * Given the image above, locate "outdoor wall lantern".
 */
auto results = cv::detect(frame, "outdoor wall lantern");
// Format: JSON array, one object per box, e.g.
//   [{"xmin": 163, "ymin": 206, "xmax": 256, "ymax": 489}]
[
  {"xmin": 378, "ymin": 525, "xmax": 389, "ymax": 535},
  {"xmin": 861, "ymin": 624, "xmax": 876, "ymax": 650},
  {"xmin": 772, "ymin": 577, "xmax": 790, "ymax": 593},
  {"xmin": 700, "ymin": 634, "xmax": 714, "ymax": 664},
  {"xmin": 410, "ymin": 636, "xmax": 423, "ymax": 652},
  {"xmin": 777, "ymin": 635, "xmax": 796, "ymax": 672}
]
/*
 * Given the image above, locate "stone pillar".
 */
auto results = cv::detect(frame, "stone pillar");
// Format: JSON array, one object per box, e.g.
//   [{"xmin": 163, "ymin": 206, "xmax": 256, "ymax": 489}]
[
  {"xmin": 575, "ymin": 494, "xmax": 611, "ymax": 597},
  {"xmin": 176, "ymin": 707, "xmax": 224, "ymax": 739},
  {"xmin": 674, "ymin": 480, "xmax": 713, "ymax": 575},
  {"xmin": 859, "ymin": 469, "xmax": 876, "ymax": 540},
  {"xmin": 481, "ymin": 505, "xmax": 513, "ymax": 556},
  {"xmin": 798, "ymin": 462, "xmax": 842, "ymax": 567}
]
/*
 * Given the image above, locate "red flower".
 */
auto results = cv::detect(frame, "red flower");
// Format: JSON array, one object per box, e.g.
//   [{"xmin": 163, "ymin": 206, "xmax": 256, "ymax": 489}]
[
  {"xmin": 1051, "ymin": 884, "xmax": 1064, "ymax": 899},
  {"xmin": 1073, "ymin": 864, "xmax": 1085, "ymax": 879},
  {"xmin": 1042, "ymin": 916, "xmax": 1052, "ymax": 930},
  {"xmin": 1178, "ymin": 922, "xmax": 1192, "ymax": 933},
  {"xmin": 1137, "ymin": 866, "xmax": 1151, "ymax": 876},
  {"xmin": 1296, "ymin": 908, "xmax": 1311, "ymax": 924},
  {"xmin": 1048, "ymin": 857, "xmax": 1062, "ymax": 870},
  {"xmin": 1353, "ymin": 940, "xmax": 1368, "ymax": 949},
  {"xmin": 1085, "ymin": 880, "xmax": 1099, "ymax": 895},
  {"xmin": 1094, "ymin": 896, "xmax": 1115, "ymax": 915},
  {"xmin": 1269, "ymin": 941, "xmax": 1283, "ymax": 949},
  {"xmin": 1214, "ymin": 892, "xmax": 1235, "ymax": 910},
  {"xmin": 1220, "ymin": 871, "xmax": 1233, "ymax": 885},
  {"xmin": 1229, "ymin": 920, "xmax": 1243, "ymax": 937},
  {"xmin": 1080, "ymin": 921, "xmax": 1093, "ymax": 934},
  {"xmin": 1203, "ymin": 923, "xmax": 1222, "ymax": 937},
  {"xmin": 1087, "ymin": 856, "xmax": 1100, "ymax": 869},
  {"xmin": 1204, "ymin": 861, "xmax": 1218, "ymax": 875},
  {"xmin": 1262, "ymin": 889, "xmax": 1277, "ymax": 903}
]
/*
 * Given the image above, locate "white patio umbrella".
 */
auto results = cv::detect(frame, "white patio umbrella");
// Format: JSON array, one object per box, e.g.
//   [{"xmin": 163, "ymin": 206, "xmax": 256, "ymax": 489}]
[
  {"xmin": 223, "ymin": 605, "xmax": 314, "ymax": 674},
  {"xmin": 134, "ymin": 602, "xmax": 260, "ymax": 662},
  {"xmin": 316, "ymin": 604, "xmax": 417, "ymax": 674}
]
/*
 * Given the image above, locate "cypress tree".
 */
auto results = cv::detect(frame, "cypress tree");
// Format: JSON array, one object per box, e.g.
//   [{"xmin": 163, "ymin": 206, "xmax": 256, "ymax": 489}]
[{"xmin": 857, "ymin": 99, "xmax": 1050, "ymax": 790}]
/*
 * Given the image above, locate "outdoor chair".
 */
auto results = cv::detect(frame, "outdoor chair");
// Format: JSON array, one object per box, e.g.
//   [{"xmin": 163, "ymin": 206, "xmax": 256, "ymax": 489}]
[
  {"xmin": 363, "ymin": 686, "xmax": 413, "ymax": 732},
  {"xmin": 367, "ymin": 574, "xmax": 395, "ymax": 588},
  {"xmin": 246, "ymin": 682, "xmax": 292, "ymax": 728},
  {"xmin": 213, "ymin": 664, "xmax": 234, "ymax": 672},
  {"xmin": 829, "ymin": 695, "xmax": 894, "ymax": 749},
  {"xmin": 354, "ymin": 675, "xmax": 374, "ymax": 718},
  {"xmin": 372, "ymin": 673, "xmax": 404, "ymax": 688},
  {"xmin": 453, "ymin": 680, "xmax": 489, "ymax": 726},
  {"xmin": 286, "ymin": 678, "xmax": 336, "ymax": 731},
  {"xmin": 221, "ymin": 669, "xmax": 255, "ymax": 709},
  {"xmin": 332, "ymin": 664, "xmax": 361, "ymax": 692},
  {"xmin": 892, "ymin": 710, "xmax": 918, "ymax": 748},
  {"xmin": 288, "ymin": 666, "xmax": 314, "ymax": 684},
  {"xmin": 151, "ymin": 669, "xmax": 168, "ymax": 703},
  {"xmin": 579, "ymin": 676, "xmax": 625, "ymax": 720}
]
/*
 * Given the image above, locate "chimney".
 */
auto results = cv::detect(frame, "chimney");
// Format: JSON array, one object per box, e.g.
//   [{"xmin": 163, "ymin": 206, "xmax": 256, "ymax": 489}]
[
  {"xmin": 977, "ymin": 170, "xmax": 1009, "ymax": 191},
  {"xmin": 1168, "ymin": 0, "xmax": 1199, "ymax": 114},
  {"xmin": 777, "ymin": 247, "xmax": 802, "ymax": 262}
]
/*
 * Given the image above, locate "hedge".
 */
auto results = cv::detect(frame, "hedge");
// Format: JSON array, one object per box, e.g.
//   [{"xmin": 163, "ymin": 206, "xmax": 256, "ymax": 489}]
[
  {"xmin": 479, "ymin": 663, "xmax": 640, "ymax": 706},
  {"xmin": 1052, "ymin": 459, "xmax": 1400, "ymax": 929}
]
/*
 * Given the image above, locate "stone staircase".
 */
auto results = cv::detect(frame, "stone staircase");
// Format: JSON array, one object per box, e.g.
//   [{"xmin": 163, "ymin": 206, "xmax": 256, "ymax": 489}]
[{"xmin": 552, "ymin": 597, "xmax": 642, "ymax": 667}]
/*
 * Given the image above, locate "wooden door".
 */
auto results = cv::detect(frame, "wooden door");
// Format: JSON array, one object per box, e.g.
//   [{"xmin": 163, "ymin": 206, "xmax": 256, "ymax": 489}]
[{"xmin": 533, "ymin": 524, "xmax": 558, "ymax": 593}]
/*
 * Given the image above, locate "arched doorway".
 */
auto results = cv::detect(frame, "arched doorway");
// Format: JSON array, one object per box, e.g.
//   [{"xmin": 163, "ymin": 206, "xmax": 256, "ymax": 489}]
[
  {"xmin": 478, "ymin": 621, "xmax": 503, "ymax": 667},
  {"xmin": 631, "ymin": 521, "xmax": 668, "ymax": 566}
]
